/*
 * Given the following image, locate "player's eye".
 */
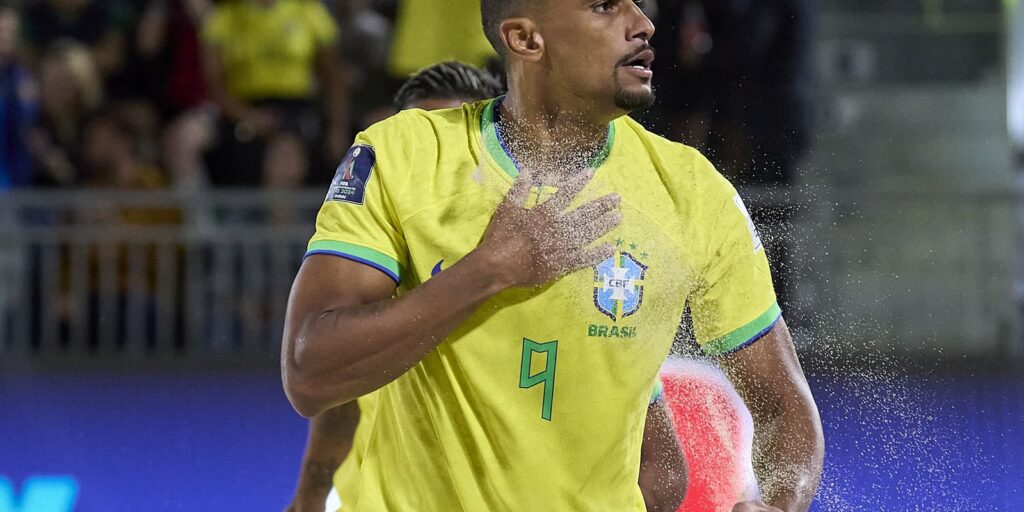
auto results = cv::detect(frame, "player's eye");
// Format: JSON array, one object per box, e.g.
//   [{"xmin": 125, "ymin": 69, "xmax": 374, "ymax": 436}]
[{"xmin": 592, "ymin": 0, "xmax": 616, "ymax": 13}]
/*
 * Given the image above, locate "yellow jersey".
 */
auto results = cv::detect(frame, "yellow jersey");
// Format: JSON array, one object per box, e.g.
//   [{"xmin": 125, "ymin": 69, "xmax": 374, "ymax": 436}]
[
  {"xmin": 307, "ymin": 99, "xmax": 780, "ymax": 511},
  {"xmin": 388, "ymin": 0, "xmax": 496, "ymax": 77},
  {"xmin": 330, "ymin": 382, "xmax": 667, "ymax": 511},
  {"xmin": 201, "ymin": 0, "xmax": 337, "ymax": 100}
]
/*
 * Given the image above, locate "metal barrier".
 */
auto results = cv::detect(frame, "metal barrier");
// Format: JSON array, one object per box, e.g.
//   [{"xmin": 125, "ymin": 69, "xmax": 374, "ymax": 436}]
[
  {"xmin": 0, "ymin": 187, "xmax": 1019, "ymax": 365},
  {"xmin": 0, "ymin": 189, "xmax": 322, "ymax": 363}
]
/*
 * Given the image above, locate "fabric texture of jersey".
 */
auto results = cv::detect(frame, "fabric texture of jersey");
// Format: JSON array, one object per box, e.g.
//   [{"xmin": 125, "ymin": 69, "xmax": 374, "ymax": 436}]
[
  {"xmin": 331, "ymin": 394, "xmax": 376, "ymax": 511},
  {"xmin": 307, "ymin": 99, "xmax": 779, "ymax": 511},
  {"xmin": 331, "ymin": 380, "xmax": 667, "ymax": 511},
  {"xmin": 201, "ymin": 0, "xmax": 337, "ymax": 100}
]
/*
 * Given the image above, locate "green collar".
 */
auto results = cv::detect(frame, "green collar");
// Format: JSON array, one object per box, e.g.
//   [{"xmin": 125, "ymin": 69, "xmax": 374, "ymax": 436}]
[{"xmin": 479, "ymin": 97, "xmax": 616, "ymax": 180}]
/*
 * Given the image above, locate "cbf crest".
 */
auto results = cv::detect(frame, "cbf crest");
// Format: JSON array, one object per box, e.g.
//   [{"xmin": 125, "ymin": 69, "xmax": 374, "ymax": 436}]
[
  {"xmin": 327, "ymin": 145, "xmax": 376, "ymax": 205},
  {"xmin": 593, "ymin": 251, "xmax": 647, "ymax": 322}
]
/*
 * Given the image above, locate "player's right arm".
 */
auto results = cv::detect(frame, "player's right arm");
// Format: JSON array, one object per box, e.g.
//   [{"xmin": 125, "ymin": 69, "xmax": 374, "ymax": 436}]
[
  {"xmin": 286, "ymin": 402, "xmax": 359, "ymax": 512},
  {"xmin": 282, "ymin": 167, "xmax": 620, "ymax": 417},
  {"xmin": 639, "ymin": 393, "xmax": 687, "ymax": 512},
  {"xmin": 685, "ymin": 155, "xmax": 823, "ymax": 511}
]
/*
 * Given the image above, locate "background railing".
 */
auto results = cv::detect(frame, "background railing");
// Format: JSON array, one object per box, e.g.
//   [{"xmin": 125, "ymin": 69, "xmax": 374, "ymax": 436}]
[
  {"xmin": 1, "ymin": 187, "xmax": 1019, "ymax": 368},
  {"xmin": 0, "ymin": 190, "xmax": 321, "ymax": 364}
]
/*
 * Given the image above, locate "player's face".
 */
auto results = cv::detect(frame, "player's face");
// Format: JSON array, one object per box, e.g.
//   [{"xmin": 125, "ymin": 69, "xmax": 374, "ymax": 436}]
[
  {"xmin": 406, "ymin": 98, "xmax": 470, "ymax": 111},
  {"xmin": 538, "ymin": 0, "xmax": 656, "ymax": 112}
]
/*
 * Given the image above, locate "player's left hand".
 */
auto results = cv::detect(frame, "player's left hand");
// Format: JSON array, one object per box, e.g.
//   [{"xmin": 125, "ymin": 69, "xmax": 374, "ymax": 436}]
[{"xmin": 732, "ymin": 501, "xmax": 784, "ymax": 512}]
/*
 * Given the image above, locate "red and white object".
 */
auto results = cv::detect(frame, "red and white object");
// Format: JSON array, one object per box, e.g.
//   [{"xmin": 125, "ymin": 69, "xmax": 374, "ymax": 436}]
[{"xmin": 660, "ymin": 358, "xmax": 759, "ymax": 512}]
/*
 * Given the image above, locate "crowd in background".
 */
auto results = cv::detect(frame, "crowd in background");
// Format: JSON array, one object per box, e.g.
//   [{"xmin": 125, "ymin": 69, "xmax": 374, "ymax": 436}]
[
  {"xmin": 0, "ymin": 0, "xmax": 813, "ymax": 353},
  {"xmin": 0, "ymin": 0, "xmax": 812, "ymax": 194}
]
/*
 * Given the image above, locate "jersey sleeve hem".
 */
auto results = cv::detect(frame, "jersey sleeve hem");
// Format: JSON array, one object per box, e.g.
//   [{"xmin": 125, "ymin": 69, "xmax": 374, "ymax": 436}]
[
  {"xmin": 701, "ymin": 302, "xmax": 782, "ymax": 356},
  {"xmin": 305, "ymin": 240, "xmax": 401, "ymax": 284}
]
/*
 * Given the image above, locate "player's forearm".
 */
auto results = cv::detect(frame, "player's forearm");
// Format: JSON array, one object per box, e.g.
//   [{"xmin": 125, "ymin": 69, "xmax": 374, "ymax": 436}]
[
  {"xmin": 639, "ymin": 400, "xmax": 687, "ymax": 512},
  {"xmin": 291, "ymin": 403, "xmax": 359, "ymax": 506},
  {"xmin": 284, "ymin": 250, "xmax": 508, "ymax": 416},
  {"xmin": 290, "ymin": 457, "xmax": 338, "ymax": 511},
  {"xmin": 751, "ymin": 395, "xmax": 824, "ymax": 511}
]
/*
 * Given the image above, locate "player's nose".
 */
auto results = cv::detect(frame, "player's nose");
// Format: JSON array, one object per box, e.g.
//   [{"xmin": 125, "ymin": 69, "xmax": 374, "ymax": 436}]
[{"xmin": 626, "ymin": 2, "xmax": 655, "ymax": 42}]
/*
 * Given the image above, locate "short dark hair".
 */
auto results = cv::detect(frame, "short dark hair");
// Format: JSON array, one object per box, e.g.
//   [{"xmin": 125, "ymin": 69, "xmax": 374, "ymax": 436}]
[
  {"xmin": 393, "ymin": 61, "xmax": 505, "ymax": 109},
  {"xmin": 479, "ymin": 0, "xmax": 532, "ymax": 57}
]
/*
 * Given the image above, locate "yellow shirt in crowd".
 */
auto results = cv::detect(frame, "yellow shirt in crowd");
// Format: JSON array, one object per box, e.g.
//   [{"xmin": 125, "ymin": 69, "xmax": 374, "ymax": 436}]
[
  {"xmin": 388, "ymin": 0, "xmax": 497, "ymax": 77},
  {"xmin": 202, "ymin": 0, "xmax": 337, "ymax": 100}
]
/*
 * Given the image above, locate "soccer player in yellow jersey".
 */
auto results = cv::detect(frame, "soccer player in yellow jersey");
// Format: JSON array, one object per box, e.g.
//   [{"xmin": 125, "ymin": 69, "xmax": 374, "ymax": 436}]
[
  {"xmin": 282, "ymin": 1, "xmax": 825, "ymax": 511},
  {"xmin": 288, "ymin": 61, "xmax": 684, "ymax": 512}
]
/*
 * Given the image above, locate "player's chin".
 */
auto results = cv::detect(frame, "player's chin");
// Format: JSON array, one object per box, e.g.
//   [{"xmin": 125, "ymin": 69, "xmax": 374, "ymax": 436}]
[{"xmin": 613, "ymin": 85, "xmax": 656, "ymax": 112}]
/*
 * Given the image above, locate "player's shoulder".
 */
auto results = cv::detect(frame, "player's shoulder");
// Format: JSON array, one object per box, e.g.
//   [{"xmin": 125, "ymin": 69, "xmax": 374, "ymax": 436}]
[
  {"xmin": 352, "ymin": 103, "xmax": 481, "ymax": 192},
  {"xmin": 616, "ymin": 116, "xmax": 737, "ymax": 199},
  {"xmin": 362, "ymin": 103, "xmax": 478, "ymax": 148}
]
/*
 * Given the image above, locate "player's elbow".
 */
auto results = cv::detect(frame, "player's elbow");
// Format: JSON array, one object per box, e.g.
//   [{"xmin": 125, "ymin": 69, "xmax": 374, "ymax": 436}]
[
  {"xmin": 282, "ymin": 333, "xmax": 331, "ymax": 418},
  {"xmin": 282, "ymin": 319, "xmax": 367, "ymax": 417},
  {"xmin": 282, "ymin": 368, "xmax": 323, "ymax": 418}
]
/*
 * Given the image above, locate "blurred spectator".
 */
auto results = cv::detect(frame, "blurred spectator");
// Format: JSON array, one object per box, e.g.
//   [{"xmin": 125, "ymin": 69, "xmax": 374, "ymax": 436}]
[
  {"xmin": 263, "ymin": 132, "xmax": 309, "ymax": 224},
  {"xmin": 160, "ymin": 106, "xmax": 214, "ymax": 191},
  {"xmin": 330, "ymin": 0, "xmax": 400, "ymax": 131},
  {"xmin": 27, "ymin": 42, "xmax": 103, "ymax": 187},
  {"xmin": 650, "ymin": 0, "xmax": 813, "ymax": 185},
  {"xmin": 0, "ymin": 2, "xmax": 37, "ymax": 190},
  {"xmin": 21, "ymin": 0, "xmax": 132, "ymax": 78},
  {"xmin": 388, "ymin": 0, "xmax": 496, "ymax": 78},
  {"xmin": 262, "ymin": 132, "xmax": 308, "ymax": 190},
  {"xmin": 72, "ymin": 107, "xmax": 177, "ymax": 228},
  {"xmin": 647, "ymin": 0, "xmax": 717, "ymax": 147},
  {"xmin": 331, "ymin": 0, "xmax": 390, "ymax": 77},
  {"xmin": 201, "ymin": 0, "xmax": 349, "ymax": 187},
  {"xmin": 137, "ymin": 0, "xmax": 209, "ymax": 113},
  {"xmin": 136, "ymin": 0, "xmax": 215, "ymax": 191},
  {"xmin": 728, "ymin": 0, "xmax": 814, "ymax": 186},
  {"xmin": 81, "ymin": 108, "xmax": 167, "ymax": 193}
]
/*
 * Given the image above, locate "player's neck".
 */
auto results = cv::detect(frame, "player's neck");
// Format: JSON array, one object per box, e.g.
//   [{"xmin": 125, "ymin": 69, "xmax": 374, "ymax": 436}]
[{"xmin": 499, "ymin": 88, "xmax": 615, "ymax": 179}]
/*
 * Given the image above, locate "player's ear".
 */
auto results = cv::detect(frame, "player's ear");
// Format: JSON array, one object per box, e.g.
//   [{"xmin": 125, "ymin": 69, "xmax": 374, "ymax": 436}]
[{"xmin": 501, "ymin": 18, "xmax": 544, "ymax": 62}]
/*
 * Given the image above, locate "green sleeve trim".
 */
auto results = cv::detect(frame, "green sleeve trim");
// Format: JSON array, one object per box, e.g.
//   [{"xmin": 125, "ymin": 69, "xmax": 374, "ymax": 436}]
[
  {"xmin": 701, "ymin": 302, "xmax": 782, "ymax": 356},
  {"xmin": 305, "ymin": 240, "xmax": 401, "ymax": 283}
]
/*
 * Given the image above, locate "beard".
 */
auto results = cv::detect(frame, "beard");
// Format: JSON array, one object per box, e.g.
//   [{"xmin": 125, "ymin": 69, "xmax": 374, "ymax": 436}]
[
  {"xmin": 614, "ymin": 86, "xmax": 656, "ymax": 112},
  {"xmin": 612, "ymin": 71, "xmax": 656, "ymax": 112}
]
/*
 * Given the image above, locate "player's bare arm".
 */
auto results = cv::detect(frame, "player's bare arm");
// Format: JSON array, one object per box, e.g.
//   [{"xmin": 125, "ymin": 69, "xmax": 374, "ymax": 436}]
[
  {"xmin": 285, "ymin": 65, "xmax": 511, "ymax": 509},
  {"xmin": 719, "ymin": 319, "xmax": 824, "ymax": 512},
  {"xmin": 639, "ymin": 398, "xmax": 687, "ymax": 512},
  {"xmin": 282, "ymin": 168, "xmax": 621, "ymax": 417},
  {"xmin": 286, "ymin": 401, "xmax": 359, "ymax": 512}
]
